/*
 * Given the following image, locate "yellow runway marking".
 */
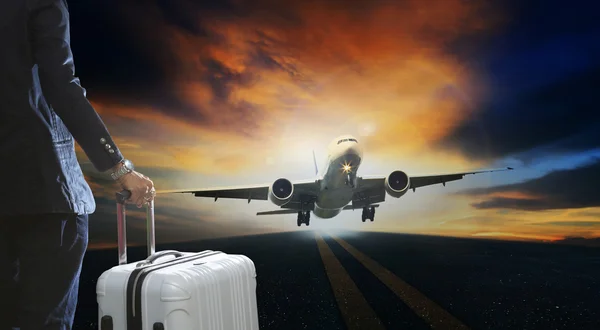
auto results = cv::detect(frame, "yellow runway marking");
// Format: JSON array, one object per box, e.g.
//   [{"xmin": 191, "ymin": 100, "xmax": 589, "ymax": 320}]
[
  {"xmin": 314, "ymin": 232, "xmax": 385, "ymax": 330},
  {"xmin": 330, "ymin": 234, "xmax": 470, "ymax": 330}
]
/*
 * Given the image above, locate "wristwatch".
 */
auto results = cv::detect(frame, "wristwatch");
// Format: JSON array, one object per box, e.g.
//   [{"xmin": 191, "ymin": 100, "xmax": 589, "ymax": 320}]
[{"xmin": 110, "ymin": 159, "xmax": 134, "ymax": 181}]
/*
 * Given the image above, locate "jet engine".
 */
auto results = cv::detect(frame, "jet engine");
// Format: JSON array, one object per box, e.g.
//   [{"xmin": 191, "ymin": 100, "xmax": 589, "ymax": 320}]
[
  {"xmin": 268, "ymin": 178, "xmax": 294, "ymax": 206},
  {"xmin": 384, "ymin": 170, "xmax": 410, "ymax": 198}
]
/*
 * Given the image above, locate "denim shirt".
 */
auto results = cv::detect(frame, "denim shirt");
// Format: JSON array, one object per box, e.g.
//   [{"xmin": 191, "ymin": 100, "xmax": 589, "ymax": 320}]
[{"xmin": 0, "ymin": 0, "xmax": 124, "ymax": 216}]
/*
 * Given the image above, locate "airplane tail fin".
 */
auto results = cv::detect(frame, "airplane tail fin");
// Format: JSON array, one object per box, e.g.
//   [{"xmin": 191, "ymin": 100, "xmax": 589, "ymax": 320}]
[{"xmin": 312, "ymin": 150, "xmax": 319, "ymax": 176}]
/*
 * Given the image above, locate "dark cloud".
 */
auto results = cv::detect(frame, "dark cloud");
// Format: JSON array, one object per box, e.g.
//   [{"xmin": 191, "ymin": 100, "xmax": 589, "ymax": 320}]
[
  {"xmin": 155, "ymin": 0, "xmax": 237, "ymax": 36},
  {"xmin": 67, "ymin": 0, "xmax": 293, "ymax": 135},
  {"xmin": 68, "ymin": 0, "xmax": 167, "ymax": 97},
  {"xmin": 437, "ymin": 0, "xmax": 600, "ymax": 161},
  {"xmin": 249, "ymin": 47, "xmax": 284, "ymax": 71},
  {"xmin": 461, "ymin": 158, "xmax": 600, "ymax": 211},
  {"xmin": 437, "ymin": 65, "xmax": 600, "ymax": 161},
  {"xmin": 203, "ymin": 58, "xmax": 256, "ymax": 101},
  {"xmin": 67, "ymin": 0, "xmax": 228, "ymax": 131},
  {"xmin": 67, "ymin": 1, "xmax": 210, "ymax": 126},
  {"xmin": 553, "ymin": 236, "xmax": 600, "ymax": 247},
  {"xmin": 449, "ymin": 0, "xmax": 600, "ymax": 77},
  {"xmin": 489, "ymin": 0, "xmax": 598, "ymax": 45}
]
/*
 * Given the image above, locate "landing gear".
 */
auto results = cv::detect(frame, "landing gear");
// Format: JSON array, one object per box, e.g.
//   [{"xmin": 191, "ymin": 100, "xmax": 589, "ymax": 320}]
[
  {"xmin": 361, "ymin": 207, "xmax": 375, "ymax": 222},
  {"xmin": 345, "ymin": 174, "xmax": 355, "ymax": 188},
  {"xmin": 297, "ymin": 211, "xmax": 311, "ymax": 226}
]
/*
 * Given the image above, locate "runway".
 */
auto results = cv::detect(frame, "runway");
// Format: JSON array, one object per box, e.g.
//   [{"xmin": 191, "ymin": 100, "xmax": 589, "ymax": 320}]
[{"xmin": 75, "ymin": 231, "xmax": 600, "ymax": 329}]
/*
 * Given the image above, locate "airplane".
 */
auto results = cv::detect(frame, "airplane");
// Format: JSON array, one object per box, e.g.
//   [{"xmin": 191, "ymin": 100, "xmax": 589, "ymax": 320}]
[{"xmin": 160, "ymin": 134, "xmax": 513, "ymax": 226}]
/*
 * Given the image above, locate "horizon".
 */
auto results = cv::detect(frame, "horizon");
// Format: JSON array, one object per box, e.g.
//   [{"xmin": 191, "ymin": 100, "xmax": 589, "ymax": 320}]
[{"xmin": 85, "ymin": 227, "xmax": 600, "ymax": 251}]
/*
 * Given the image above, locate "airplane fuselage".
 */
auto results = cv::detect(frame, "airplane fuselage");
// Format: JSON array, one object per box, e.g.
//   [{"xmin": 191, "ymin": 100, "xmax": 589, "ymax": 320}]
[{"xmin": 312, "ymin": 135, "xmax": 363, "ymax": 218}]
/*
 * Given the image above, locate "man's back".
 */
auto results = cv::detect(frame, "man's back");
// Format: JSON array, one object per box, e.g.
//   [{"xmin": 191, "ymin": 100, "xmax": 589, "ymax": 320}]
[
  {"xmin": 0, "ymin": 0, "xmax": 123, "ymax": 215},
  {"xmin": 0, "ymin": 1, "xmax": 42, "ymax": 154}
]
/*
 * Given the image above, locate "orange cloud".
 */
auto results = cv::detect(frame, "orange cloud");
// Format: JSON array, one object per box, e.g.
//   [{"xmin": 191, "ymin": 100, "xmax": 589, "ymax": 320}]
[
  {"xmin": 427, "ymin": 204, "xmax": 600, "ymax": 242},
  {"xmin": 181, "ymin": 0, "xmax": 494, "ymax": 144},
  {"xmin": 484, "ymin": 191, "xmax": 544, "ymax": 200},
  {"xmin": 470, "ymin": 231, "xmax": 563, "ymax": 242},
  {"xmin": 99, "ymin": 0, "xmax": 506, "ymax": 174}
]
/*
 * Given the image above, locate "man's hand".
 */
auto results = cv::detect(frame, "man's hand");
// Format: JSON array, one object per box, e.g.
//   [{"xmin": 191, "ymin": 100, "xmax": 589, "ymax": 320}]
[{"xmin": 116, "ymin": 170, "xmax": 155, "ymax": 208}]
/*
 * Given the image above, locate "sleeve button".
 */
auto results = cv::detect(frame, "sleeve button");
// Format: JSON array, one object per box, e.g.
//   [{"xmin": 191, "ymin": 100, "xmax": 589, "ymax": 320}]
[
  {"xmin": 100, "ymin": 138, "xmax": 106, "ymax": 144},
  {"xmin": 105, "ymin": 144, "xmax": 111, "ymax": 150},
  {"xmin": 108, "ymin": 149, "xmax": 115, "ymax": 154}
]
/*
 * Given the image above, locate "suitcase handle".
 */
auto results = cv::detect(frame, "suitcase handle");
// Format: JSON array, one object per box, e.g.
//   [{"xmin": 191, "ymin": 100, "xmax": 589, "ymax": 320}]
[
  {"xmin": 116, "ymin": 189, "xmax": 131, "ymax": 204},
  {"xmin": 136, "ymin": 250, "xmax": 185, "ymax": 267},
  {"xmin": 115, "ymin": 189, "xmax": 156, "ymax": 265}
]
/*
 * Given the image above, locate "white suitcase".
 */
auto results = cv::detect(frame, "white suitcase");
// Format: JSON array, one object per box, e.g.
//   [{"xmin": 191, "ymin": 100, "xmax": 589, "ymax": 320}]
[{"xmin": 96, "ymin": 190, "xmax": 260, "ymax": 330}]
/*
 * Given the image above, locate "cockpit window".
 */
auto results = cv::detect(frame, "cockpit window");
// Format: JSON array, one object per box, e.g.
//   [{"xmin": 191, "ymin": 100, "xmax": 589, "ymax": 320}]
[{"xmin": 338, "ymin": 138, "xmax": 358, "ymax": 144}]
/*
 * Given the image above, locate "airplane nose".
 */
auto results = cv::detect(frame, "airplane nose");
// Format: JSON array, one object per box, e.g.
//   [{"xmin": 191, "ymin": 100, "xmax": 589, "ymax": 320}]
[{"xmin": 346, "ymin": 144, "xmax": 361, "ymax": 156}]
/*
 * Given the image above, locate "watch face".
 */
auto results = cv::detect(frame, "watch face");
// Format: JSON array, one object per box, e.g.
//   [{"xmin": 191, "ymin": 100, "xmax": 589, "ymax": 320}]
[{"xmin": 123, "ymin": 159, "xmax": 134, "ymax": 171}]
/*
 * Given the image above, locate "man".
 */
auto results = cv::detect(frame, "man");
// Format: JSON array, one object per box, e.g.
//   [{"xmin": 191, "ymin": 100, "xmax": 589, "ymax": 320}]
[{"xmin": 0, "ymin": 0, "xmax": 155, "ymax": 329}]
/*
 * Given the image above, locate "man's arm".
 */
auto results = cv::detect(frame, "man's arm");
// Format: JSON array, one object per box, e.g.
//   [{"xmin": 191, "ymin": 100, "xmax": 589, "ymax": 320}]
[{"xmin": 28, "ymin": 0, "xmax": 123, "ymax": 172}]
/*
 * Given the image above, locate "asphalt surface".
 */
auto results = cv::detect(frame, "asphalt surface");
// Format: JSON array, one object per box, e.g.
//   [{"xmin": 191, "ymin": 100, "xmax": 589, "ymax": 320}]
[{"xmin": 74, "ymin": 231, "xmax": 600, "ymax": 329}]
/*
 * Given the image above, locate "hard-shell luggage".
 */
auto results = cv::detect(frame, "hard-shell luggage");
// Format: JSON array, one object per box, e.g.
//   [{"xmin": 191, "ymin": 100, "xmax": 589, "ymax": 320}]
[{"xmin": 96, "ymin": 190, "xmax": 259, "ymax": 330}]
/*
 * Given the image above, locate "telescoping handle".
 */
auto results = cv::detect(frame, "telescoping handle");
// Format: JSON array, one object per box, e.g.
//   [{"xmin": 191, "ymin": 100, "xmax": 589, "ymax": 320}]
[{"xmin": 115, "ymin": 190, "xmax": 156, "ymax": 265}]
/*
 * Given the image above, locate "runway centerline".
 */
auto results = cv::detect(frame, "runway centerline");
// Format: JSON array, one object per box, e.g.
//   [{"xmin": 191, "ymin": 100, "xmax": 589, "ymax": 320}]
[
  {"xmin": 314, "ymin": 231, "xmax": 385, "ymax": 330},
  {"xmin": 330, "ymin": 234, "xmax": 471, "ymax": 330}
]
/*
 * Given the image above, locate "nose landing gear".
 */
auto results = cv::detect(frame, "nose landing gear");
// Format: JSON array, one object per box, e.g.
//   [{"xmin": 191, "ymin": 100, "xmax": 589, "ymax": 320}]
[
  {"xmin": 345, "ymin": 174, "xmax": 355, "ymax": 188},
  {"xmin": 297, "ymin": 211, "xmax": 311, "ymax": 226},
  {"xmin": 361, "ymin": 206, "xmax": 375, "ymax": 222}
]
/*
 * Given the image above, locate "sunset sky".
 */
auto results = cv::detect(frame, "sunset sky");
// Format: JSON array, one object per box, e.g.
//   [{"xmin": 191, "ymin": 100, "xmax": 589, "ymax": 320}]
[{"xmin": 67, "ymin": 0, "xmax": 599, "ymax": 249}]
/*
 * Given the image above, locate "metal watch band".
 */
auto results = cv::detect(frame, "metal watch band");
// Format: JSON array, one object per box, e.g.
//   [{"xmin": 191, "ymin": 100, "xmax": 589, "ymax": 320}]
[{"xmin": 111, "ymin": 160, "xmax": 132, "ymax": 180}]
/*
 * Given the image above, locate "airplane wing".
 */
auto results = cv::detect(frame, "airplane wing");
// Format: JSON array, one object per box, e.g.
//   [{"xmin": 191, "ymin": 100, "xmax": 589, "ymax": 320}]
[
  {"xmin": 257, "ymin": 204, "xmax": 380, "ymax": 215},
  {"xmin": 408, "ymin": 167, "xmax": 513, "ymax": 190},
  {"xmin": 352, "ymin": 167, "xmax": 513, "ymax": 207},
  {"xmin": 160, "ymin": 167, "xmax": 512, "ymax": 212},
  {"xmin": 158, "ymin": 179, "xmax": 320, "ymax": 204}
]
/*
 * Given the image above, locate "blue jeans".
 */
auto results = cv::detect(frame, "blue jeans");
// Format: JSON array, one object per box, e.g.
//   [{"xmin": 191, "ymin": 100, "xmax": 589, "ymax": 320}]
[{"xmin": 0, "ymin": 213, "xmax": 88, "ymax": 330}]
